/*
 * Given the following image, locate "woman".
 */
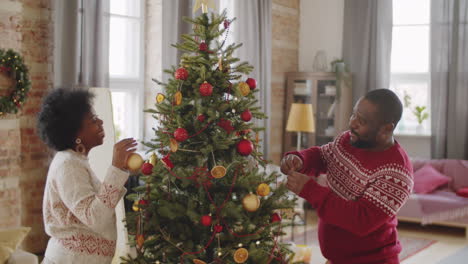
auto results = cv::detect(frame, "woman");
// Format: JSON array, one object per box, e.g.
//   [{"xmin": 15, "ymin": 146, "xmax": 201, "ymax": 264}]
[{"xmin": 37, "ymin": 88, "xmax": 137, "ymax": 264}]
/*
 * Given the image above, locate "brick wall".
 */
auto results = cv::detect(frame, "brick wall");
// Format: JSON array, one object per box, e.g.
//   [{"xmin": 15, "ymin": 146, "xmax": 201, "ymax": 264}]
[
  {"xmin": 270, "ymin": 0, "xmax": 300, "ymax": 164},
  {"xmin": 0, "ymin": 0, "xmax": 53, "ymax": 253}
]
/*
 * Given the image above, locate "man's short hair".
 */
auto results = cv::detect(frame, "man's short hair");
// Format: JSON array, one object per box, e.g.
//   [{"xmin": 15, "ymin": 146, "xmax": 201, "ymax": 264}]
[{"xmin": 364, "ymin": 89, "xmax": 403, "ymax": 126}]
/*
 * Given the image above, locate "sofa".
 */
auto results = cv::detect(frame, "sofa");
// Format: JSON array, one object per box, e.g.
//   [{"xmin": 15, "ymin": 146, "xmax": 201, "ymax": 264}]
[{"xmin": 397, "ymin": 159, "xmax": 468, "ymax": 238}]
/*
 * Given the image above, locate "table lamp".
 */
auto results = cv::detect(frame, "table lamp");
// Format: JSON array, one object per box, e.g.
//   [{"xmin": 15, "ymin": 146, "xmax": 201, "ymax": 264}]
[{"xmin": 286, "ymin": 103, "xmax": 315, "ymax": 150}]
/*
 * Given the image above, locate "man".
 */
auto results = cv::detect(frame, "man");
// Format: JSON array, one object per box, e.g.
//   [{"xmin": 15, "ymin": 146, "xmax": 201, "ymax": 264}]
[{"xmin": 282, "ymin": 89, "xmax": 413, "ymax": 264}]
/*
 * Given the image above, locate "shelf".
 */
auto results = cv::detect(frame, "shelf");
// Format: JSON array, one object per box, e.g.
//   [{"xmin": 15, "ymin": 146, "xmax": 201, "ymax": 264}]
[{"xmin": 319, "ymin": 94, "xmax": 336, "ymax": 98}]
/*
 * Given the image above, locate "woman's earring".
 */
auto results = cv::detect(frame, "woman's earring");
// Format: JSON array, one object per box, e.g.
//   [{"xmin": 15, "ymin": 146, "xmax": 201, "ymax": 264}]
[{"xmin": 75, "ymin": 138, "xmax": 86, "ymax": 154}]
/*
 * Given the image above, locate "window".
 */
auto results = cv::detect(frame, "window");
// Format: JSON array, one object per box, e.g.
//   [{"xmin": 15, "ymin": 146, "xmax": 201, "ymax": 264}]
[
  {"xmin": 108, "ymin": 0, "xmax": 145, "ymax": 141},
  {"xmin": 390, "ymin": 0, "xmax": 431, "ymax": 135}
]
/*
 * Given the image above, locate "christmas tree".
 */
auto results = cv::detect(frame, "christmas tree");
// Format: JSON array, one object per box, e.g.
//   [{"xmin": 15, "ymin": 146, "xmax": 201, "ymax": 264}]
[{"xmin": 122, "ymin": 8, "xmax": 296, "ymax": 264}]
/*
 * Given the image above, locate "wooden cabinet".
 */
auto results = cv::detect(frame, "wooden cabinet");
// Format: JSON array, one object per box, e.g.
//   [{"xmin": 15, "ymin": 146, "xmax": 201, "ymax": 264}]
[{"xmin": 283, "ymin": 72, "xmax": 352, "ymax": 153}]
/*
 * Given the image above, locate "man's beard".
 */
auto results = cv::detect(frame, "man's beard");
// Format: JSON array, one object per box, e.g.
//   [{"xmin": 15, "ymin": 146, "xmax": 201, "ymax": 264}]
[{"xmin": 350, "ymin": 130, "xmax": 377, "ymax": 149}]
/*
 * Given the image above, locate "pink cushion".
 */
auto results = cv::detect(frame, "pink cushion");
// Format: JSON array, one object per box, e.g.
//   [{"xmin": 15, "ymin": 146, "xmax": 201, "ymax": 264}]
[
  {"xmin": 413, "ymin": 164, "xmax": 451, "ymax": 194},
  {"xmin": 456, "ymin": 187, "xmax": 468, "ymax": 198}
]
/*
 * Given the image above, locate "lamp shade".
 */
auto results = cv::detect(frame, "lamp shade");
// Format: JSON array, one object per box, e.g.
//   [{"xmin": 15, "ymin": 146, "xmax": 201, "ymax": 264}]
[{"xmin": 286, "ymin": 103, "xmax": 315, "ymax": 132}]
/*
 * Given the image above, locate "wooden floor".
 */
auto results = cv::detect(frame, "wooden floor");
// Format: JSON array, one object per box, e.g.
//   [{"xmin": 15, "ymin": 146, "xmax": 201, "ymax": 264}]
[{"xmin": 285, "ymin": 210, "xmax": 468, "ymax": 264}]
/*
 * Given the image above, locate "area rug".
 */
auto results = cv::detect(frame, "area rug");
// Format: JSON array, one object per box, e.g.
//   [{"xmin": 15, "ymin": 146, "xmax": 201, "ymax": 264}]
[
  {"xmin": 437, "ymin": 246, "xmax": 468, "ymax": 264},
  {"xmin": 284, "ymin": 228, "xmax": 436, "ymax": 261}
]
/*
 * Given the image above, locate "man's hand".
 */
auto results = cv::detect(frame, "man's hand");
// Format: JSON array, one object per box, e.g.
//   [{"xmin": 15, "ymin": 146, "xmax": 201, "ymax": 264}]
[
  {"xmin": 280, "ymin": 154, "xmax": 303, "ymax": 175},
  {"xmin": 286, "ymin": 171, "xmax": 312, "ymax": 195}
]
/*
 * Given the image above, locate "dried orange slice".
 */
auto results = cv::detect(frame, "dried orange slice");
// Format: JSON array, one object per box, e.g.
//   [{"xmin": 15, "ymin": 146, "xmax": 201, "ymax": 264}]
[
  {"xmin": 211, "ymin": 165, "xmax": 226, "ymax": 179},
  {"xmin": 149, "ymin": 152, "xmax": 158, "ymax": 166},
  {"xmin": 132, "ymin": 200, "xmax": 140, "ymax": 212},
  {"xmin": 156, "ymin": 93, "xmax": 165, "ymax": 103},
  {"xmin": 233, "ymin": 248, "xmax": 249, "ymax": 263},
  {"xmin": 169, "ymin": 138, "xmax": 179, "ymax": 152},
  {"xmin": 256, "ymin": 183, "xmax": 270, "ymax": 197},
  {"xmin": 193, "ymin": 259, "xmax": 207, "ymax": 264},
  {"xmin": 238, "ymin": 82, "xmax": 250, "ymax": 96},
  {"xmin": 174, "ymin": 91, "xmax": 182, "ymax": 105},
  {"xmin": 136, "ymin": 234, "xmax": 145, "ymax": 248}
]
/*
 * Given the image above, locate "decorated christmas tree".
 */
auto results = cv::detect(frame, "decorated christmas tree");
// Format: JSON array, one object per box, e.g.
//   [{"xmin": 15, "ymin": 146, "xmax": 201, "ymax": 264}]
[{"xmin": 122, "ymin": 8, "xmax": 295, "ymax": 264}]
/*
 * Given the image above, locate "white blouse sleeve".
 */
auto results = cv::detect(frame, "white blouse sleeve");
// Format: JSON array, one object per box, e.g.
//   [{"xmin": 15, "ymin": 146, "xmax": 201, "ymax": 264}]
[{"xmin": 53, "ymin": 161, "xmax": 129, "ymax": 233}]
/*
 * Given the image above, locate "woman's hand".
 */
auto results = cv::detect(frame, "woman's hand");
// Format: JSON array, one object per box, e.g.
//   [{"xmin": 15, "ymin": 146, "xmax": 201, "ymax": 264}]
[
  {"xmin": 112, "ymin": 138, "xmax": 138, "ymax": 170},
  {"xmin": 280, "ymin": 154, "xmax": 303, "ymax": 175}
]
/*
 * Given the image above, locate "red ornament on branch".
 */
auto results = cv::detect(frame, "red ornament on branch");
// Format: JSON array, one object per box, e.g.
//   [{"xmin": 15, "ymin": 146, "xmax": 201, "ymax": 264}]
[
  {"xmin": 174, "ymin": 128, "xmax": 189, "ymax": 142},
  {"xmin": 271, "ymin": 213, "xmax": 282, "ymax": 223},
  {"xmin": 197, "ymin": 114, "xmax": 206, "ymax": 122},
  {"xmin": 174, "ymin": 67, "xmax": 188, "ymax": 80},
  {"xmin": 199, "ymin": 42, "xmax": 208, "ymax": 52},
  {"xmin": 201, "ymin": 215, "xmax": 212, "ymax": 226},
  {"xmin": 161, "ymin": 154, "xmax": 174, "ymax": 170},
  {"xmin": 214, "ymin": 224, "xmax": 223, "ymax": 233},
  {"xmin": 217, "ymin": 118, "xmax": 234, "ymax": 134},
  {"xmin": 223, "ymin": 19, "xmax": 230, "ymax": 29},
  {"xmin": 240, "ymin": 109, "xmax": 252, "ymax": 122},
  {"xmin": 199, "ymin": 82, "xmax": 213, "ymax": 96},
  {"xmin": 246, "ymin": 78, "xmax": 257, "ymax": 90},
  {"xmin": 237, "ymin": 139, "xmax": 253, "ymax": 156},
  {"xmin": 141, "ymin": 162, "xmax": 153, "ymax": 175}
]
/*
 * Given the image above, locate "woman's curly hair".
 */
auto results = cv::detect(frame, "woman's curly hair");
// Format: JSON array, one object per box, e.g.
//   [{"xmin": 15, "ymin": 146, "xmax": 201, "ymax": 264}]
[{"xmin": 37, "ymin": 88, "xmax": 95, "ymax": 151}]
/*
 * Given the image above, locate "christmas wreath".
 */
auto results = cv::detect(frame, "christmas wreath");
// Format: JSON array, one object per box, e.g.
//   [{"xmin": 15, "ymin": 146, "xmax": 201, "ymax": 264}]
[{"xmin": 0, "ymin": 49, "xmax": 31, "ymax": 116}]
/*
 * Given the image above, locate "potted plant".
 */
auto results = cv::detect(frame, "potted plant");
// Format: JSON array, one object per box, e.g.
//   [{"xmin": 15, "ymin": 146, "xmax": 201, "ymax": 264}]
[
  {"xmin": 413, "ymin": 105, "xmax": 429, "ymax": 133},
  {"xmin": 330, "ymin": 59, "xmax": 351, "ymax": 101}
]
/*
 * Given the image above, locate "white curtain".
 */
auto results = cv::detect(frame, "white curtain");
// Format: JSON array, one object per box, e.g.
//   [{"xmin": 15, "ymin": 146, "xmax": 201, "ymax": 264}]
[
  {"xmin": 53, "ymin": 0, "xmax": 110, "ymax": 88},
  {"xmin": 219, "ymin": 0, "xmax": 272, "ymax": 158},
  {"xmin": 342, "ymin": 0, "xmax": 393, "ymax": 103},
  {"xmin": 430, "ymin": 0, "xmax": 468, "ymax": 159}
]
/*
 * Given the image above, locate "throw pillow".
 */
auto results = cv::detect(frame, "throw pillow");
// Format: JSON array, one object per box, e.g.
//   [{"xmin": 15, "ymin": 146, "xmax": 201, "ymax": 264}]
[
  {"xmin": 0, "ymin": 227, "xmax": 31, "ymax": 263},
  {"xmin": 456, "ymin": 187, "xmax": 468, "ymax": 198},
  {"xmin": 413, "ymin": 164, "xmax": 451, "ymax": 194}
]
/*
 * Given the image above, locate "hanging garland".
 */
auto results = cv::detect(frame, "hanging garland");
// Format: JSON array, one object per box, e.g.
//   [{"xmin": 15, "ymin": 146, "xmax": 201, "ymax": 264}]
[{"xmin": 0, "ymin": 49, "xmax": 31, "ymax": 116}]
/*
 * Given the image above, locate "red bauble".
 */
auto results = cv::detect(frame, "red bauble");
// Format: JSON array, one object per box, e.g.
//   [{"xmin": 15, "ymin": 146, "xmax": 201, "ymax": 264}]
[
  {"xmin": 223, "ymin": 19, "xmax": 230, "ymax": 29},
  {"xmin": 217, "ymin": 118, "xmax": 234, "ymax": 134},
  {"xmin": 174, "ymin": 128, "xmax": 189, "ymax": 142},
  {"xmin": 161, "ymin": 154, "xmax": 174, "ymax": 170},
  {"xmin": 214, "ymin": 224, "xmax": 223, "ymax": 233},
  {"xmin": 201, "ymin": 215, "xmax": 212, "ymax": 226},
  {"xmin": 138, "ymin": 199, "xmax": 149, "ymax": 206},
  {"xmin": 271, "ymin": 213, "xmax": 282, "ymax": 223},
  {"xmin": 174, "ymin": 68, "xmax": 188, "ymax": 80},
  {"xmin": 199, "ymin": 42, "xmax": 208, "ymax": 52},
  {"xmin": 246, "ymin": 78, "xmax": 257, "ymax": 90},
  {"xmin": 240, "ymin": 109, "xmax": 252, "ymax": 122},
  {"xmin": 197, "ymin": 114, "xmax": 206, "ymax": 122},
  {"xmin": 141, "ymin": 162, "xmax": 153, "ymax": 175},
  {"xmin": 237, "ymin": 139, "xmax": 253, "ymax": 156},
  {"xmin": 199, "ymin": 82, "xmax": 213, "ymax": 96}
]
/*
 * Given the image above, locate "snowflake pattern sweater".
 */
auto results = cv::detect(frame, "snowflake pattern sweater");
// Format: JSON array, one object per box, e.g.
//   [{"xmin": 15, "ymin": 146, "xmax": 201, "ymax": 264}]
[
  {"xmin": 290, "ymin": 131, "xmax": 413, "ymax": 264},
  {"xmin": 43, "ymin": 150, "xmax": 128, "ymax": 264}
]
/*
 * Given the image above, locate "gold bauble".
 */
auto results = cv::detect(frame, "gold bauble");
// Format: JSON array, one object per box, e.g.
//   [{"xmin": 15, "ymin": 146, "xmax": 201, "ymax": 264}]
[
  {"xmin": 149, "ymin": 152, "xmax": 158, "ymax": 166},
  {"xmin": 233, "ymin": 248, "xmax": 249, "ymax": 263},
  {"xmin": 211, "ymin": 165, "xmax": 226, "ymax": 179},
  {"xmin": 127, "ymin": 153, "xmax": 144, "ymax": 172},
  {"xmin": 238, "ymin": 82, "xmax": 250, "ymax": 96},
  {"xmin": 256, "ymin": 183, "xmax": 270, "ymax": 197},
  {"xmin": 132, "ymin": 200, "xmax": 140, "ymax": 212},
  {"xmin": 242, "ymin": 193, "xmax": 260, "ymax": 212}
]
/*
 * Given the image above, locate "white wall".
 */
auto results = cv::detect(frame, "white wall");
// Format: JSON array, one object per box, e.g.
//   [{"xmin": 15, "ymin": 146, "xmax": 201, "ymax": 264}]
[{"xmin": 299, "ymin": 0, "xmax": 344, "ymax": 71}]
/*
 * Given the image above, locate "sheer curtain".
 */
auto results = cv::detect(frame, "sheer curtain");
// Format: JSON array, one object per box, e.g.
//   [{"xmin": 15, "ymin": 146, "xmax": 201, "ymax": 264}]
[
  {"xmin": 430, "ymin": 0, "xmax": 468, "ymax": 159},
  {"xmin": 219, "ymin": 0, "xmax": 272, "ymax": 158},
  {"xmin": 342, "ymin": 0, "xmax": 393, "ymax": 103},
  {"xmin": 53, "ymin": 0, "xmax": 110, "ymax": 88}
]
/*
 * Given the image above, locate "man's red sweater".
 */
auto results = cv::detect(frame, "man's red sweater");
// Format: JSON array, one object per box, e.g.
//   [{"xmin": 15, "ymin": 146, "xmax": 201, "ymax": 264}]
[{"xmin": 290, "ymin": 131, "xmax": 413, "ymax": 264}]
